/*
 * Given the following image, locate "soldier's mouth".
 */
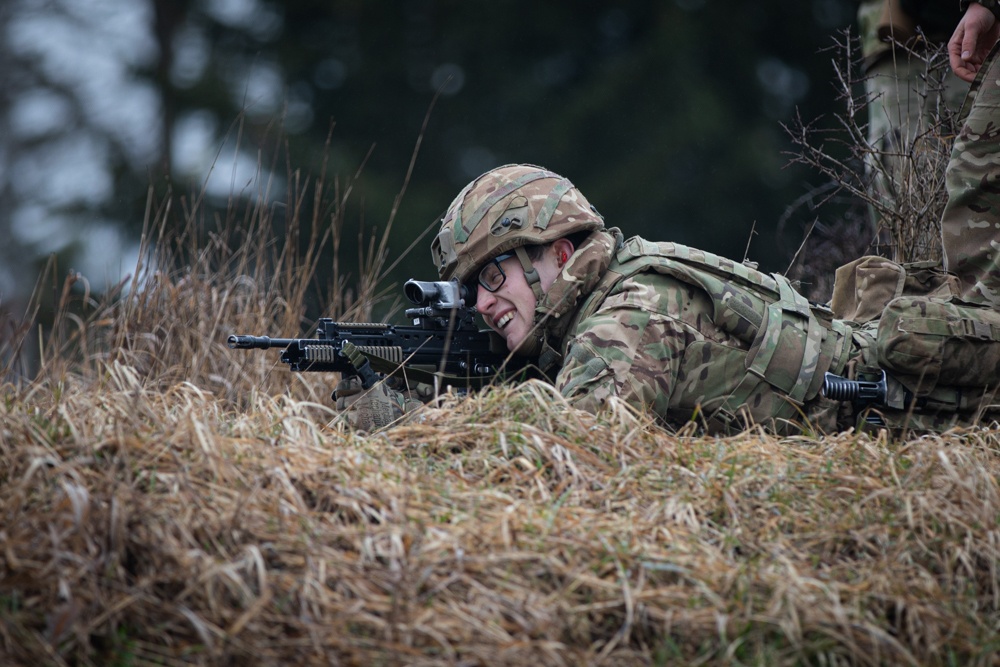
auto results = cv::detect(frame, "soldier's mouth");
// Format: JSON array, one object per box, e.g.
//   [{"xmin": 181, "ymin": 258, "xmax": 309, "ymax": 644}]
[{"xmin": 496, "ymin": 312, "xmax": 514, "ymax": 329}]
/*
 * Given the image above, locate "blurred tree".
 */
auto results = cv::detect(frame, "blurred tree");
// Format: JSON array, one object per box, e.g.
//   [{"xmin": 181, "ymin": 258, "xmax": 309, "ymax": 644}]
[
  {"xmin": 0, "ymin": 0, "xmax": 160, "ymax": 304},
  {"xmin": 0, "ymin": 0, "xmax": 858, "ymax": 319}
]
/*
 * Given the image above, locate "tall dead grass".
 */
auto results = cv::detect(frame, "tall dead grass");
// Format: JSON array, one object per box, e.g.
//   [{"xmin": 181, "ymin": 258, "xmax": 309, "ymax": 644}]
[{"xmin": 1, "ymin": 106, "xmax": 999, "ymax": 667}]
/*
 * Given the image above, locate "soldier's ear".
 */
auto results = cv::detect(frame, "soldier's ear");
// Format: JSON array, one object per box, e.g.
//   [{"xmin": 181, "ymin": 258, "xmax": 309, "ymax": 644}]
[{"xmin": 552, "ymin": 238, "xmax": 575, "ymax": 267}]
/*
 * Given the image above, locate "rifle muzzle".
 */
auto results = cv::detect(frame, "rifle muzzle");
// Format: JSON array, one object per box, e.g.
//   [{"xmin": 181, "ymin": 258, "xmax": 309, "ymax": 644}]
[{"xmin": 227, "ymin": 334, "xmax": 296, "ymax": 350}]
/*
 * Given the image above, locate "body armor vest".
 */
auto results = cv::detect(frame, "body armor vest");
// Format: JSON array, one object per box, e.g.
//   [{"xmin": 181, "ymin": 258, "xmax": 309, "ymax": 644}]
[{"xmin": 560, "ymin": 237, "xmax": 856, "ymax": 431}]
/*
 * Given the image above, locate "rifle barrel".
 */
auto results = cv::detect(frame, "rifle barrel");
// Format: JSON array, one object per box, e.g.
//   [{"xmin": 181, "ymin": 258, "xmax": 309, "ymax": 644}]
[{"xmin": 227, "ymin": 334, "xmax": 296, "ymax": 350}]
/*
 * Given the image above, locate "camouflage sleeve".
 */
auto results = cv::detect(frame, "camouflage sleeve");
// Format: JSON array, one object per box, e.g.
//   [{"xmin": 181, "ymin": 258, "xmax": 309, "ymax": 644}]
[{"xmin": 554, "ymin": 274, "xmax": 698, "ymax": 418}]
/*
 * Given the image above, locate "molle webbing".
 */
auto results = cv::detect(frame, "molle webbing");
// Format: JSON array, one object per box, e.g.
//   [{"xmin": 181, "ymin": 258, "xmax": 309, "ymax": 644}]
[
  {"xmin": 454, "ymin": 169, "xmax": 559, "ymax": 243},
  {"xmin": 877, "ymin": 296, "xmax": 1000, "ymax": 397},
  {"xmin": 574, "ymin": 239, "xmax": 783, "ymax": 327},
  {"xmin": 745, "ymin": 274, "xmax": 835, "ymax": 404},
  {"xmin": 568, "ymin": 238, "xmax": 852, "ymax": 410}
]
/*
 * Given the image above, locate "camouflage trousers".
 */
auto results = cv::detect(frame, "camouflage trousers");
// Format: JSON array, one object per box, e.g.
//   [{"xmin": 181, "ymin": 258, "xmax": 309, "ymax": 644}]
[{"xmin": 942, "ymin": 42, "xmax": 1000, "ymax": 307}]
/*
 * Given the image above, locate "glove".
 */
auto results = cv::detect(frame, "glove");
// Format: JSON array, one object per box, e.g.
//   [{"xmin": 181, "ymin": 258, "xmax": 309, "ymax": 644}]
[{"xmin": 332, "ymin": 375, "xmax": 424, "ymax": 432}]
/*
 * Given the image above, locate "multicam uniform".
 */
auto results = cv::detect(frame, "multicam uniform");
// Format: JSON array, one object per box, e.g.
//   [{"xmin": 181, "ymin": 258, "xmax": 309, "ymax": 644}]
[
  {"xmin": 544, "ymin": 227, "xmax": 1000, "ymax": 434},
  {"xmin": 427, "ymin": 46, "xmax": 1000, "ymax": 435},
  {"xmin": 529, "ymin": 229, "xmax": 854, "ymax": 434},
  {"xmin": 943, "ymin": 40, "xmax": 1000, "ymax": 308},
  {"xmin": 433, "ymin": 172, "xmax": 864, "ymax": 434}
]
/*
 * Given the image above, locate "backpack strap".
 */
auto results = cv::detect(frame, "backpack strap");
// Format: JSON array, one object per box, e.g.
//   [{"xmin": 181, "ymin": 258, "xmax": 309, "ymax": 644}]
[{"xmin": 743, "ymin": 274, "xmax": 825, "ymax": 404}]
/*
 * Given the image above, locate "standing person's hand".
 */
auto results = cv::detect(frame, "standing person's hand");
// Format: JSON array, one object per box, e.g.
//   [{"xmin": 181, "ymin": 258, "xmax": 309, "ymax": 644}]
[{"xmin": 950, "ymin": 3, "xmax": 1000, "ymax": 83}]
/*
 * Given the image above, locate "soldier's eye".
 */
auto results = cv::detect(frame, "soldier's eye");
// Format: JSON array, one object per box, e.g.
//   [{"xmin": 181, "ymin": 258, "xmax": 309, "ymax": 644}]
[{"xmin": 478, "ymin": 253, "xmax": 513, "ymax": 292}]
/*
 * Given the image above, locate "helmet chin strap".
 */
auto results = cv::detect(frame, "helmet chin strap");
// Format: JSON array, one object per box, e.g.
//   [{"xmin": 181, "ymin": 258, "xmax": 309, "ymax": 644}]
[
  {"xmin": 512, "ymin": 245, "xmax": 554, "ymax": 360},
  {"xmin": 513, "ymin": 246, "xmax": 545, "ymax": 300}
]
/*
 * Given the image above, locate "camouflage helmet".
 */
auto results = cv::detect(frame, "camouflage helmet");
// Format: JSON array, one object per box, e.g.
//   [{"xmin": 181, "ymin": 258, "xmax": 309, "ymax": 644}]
[{"xmin": 431, "ymin": 164, "xmax": 605, "ymax": 284}]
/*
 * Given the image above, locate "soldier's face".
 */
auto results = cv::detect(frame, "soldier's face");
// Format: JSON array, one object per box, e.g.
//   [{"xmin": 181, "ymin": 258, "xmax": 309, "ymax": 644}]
[{"xmin": 476, "ymin": 249, "xmax": 561, "ymax": 352}]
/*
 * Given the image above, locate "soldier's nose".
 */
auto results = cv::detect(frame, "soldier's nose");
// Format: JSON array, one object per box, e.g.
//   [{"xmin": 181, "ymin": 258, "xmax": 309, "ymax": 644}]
[{"xmin": 476, "ymin": 284, "xmax": 497, "ymax": 310}]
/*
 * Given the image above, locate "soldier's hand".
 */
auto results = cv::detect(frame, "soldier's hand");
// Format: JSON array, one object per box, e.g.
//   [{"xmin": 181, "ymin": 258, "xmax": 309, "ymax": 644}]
[
  {"xmin": 950, "ymin": 2, "xmax": 1000, "ymax": 83},
  {"xmin": 332, "ymin": 376, "xmax": 422, "ymax": 432}
]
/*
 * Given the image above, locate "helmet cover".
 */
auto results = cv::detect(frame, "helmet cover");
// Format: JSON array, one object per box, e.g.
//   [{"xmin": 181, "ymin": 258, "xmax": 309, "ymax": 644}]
[{"xmin": 431, "ymin": 164, "xmax": 605, "ymax": 285}]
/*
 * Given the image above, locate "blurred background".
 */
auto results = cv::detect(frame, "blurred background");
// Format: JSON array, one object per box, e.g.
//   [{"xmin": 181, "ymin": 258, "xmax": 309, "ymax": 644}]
[{"xmin": 0, "ymin": 0, "xmax": 862, "ymax": 322}]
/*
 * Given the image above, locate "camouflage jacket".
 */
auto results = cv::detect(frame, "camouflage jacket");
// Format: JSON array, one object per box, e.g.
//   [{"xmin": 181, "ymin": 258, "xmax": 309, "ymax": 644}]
[{"xmin": 535, "ymin": 230, "xmax": 858, "ymax": 434}]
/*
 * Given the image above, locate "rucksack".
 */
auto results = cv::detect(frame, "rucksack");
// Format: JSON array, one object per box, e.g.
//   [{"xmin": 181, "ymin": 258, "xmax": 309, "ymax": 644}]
[{"xmin": 832, "ymin": 256, "xmax": 1000, "ymax": 426}]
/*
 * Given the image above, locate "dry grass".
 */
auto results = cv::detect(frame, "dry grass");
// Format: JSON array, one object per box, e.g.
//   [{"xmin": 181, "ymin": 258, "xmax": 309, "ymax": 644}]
[
  {"xmin": 3, "ymin": 342, "xmax": 1000, "ymax": 665},
  {"xmin": 2, "ymin": 122, "xmax": 1000, "ymax": 666}
]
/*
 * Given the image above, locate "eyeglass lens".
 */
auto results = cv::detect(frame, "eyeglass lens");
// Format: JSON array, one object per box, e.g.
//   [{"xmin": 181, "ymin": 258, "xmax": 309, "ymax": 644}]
[
  {"xmin": 479, "ymin": 260, "xmax": 505, "ymax": 291},
  {"xmin": 478, "ymin": 253, "xmax": 512, "ymax": 292}
]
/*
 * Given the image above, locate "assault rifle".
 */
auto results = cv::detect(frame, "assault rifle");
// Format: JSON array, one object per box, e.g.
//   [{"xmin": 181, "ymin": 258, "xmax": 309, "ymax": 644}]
[{"xmin": 228, "ymin": 279, "xmax": 529, "ymax": 391}]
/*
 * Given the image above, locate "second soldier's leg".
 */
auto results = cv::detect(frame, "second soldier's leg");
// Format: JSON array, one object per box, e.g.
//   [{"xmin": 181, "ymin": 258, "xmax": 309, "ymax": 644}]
[
  {"xmin": 941, "ymin": 42, "xmax": 1000, "ymax": 307},
  {"xmin": 867, "ymin": 55, "xmax": 968, "ymax": 263}
]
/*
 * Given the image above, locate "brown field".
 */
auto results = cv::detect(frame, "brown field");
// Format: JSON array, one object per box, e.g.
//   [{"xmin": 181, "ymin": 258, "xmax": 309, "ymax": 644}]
[{"xmin": 2, "ymin": 175, "xmax": 999, "ymax": 666}]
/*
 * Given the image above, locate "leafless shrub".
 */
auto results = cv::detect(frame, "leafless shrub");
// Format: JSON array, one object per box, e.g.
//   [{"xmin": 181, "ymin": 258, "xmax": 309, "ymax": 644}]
[{"xmin": 784, "ymin": 32, "xmax": 961, "ymax": 302}]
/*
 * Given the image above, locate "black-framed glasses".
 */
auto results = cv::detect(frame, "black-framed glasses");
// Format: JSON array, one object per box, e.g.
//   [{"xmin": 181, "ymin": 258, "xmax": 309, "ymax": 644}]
[{"xmin": 477, "ymin": 253, "xmax": 514, "ymax": 292}]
